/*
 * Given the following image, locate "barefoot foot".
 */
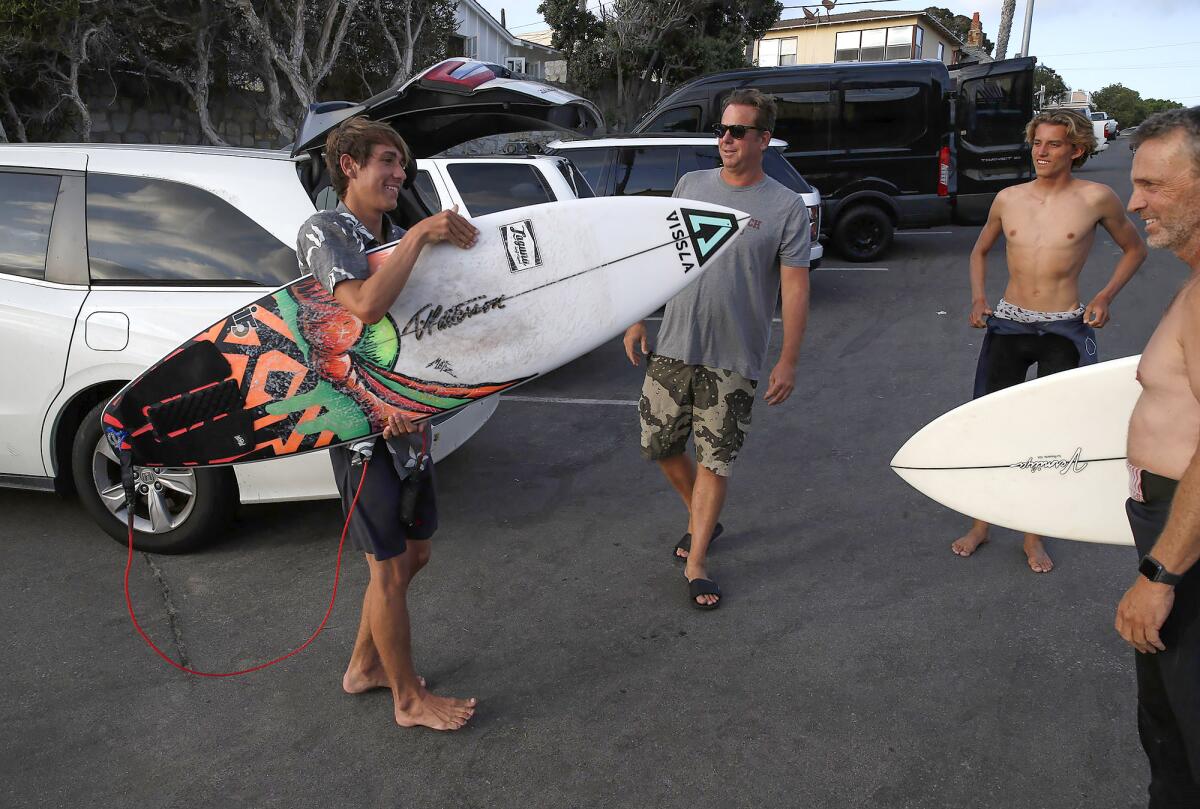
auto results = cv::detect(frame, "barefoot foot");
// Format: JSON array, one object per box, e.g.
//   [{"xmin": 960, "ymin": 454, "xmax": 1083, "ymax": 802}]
[
  {"xmin": 394, "ymin": 690, "xmax": 477, "ymax": 731},
  {"xmin": 951, "ymin": 529, "xmax": 989, "ymax": 557},
  {"xmin": 1024, "ymin": 536, "xmax": 1053, "ymax": 573},
  {"xmin": 343, "ymin": 667, "xmax": 424, "ymax": 694}
]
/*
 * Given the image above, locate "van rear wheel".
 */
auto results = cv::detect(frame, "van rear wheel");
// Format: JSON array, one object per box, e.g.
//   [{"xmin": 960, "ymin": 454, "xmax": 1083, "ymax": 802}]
[{"xmin": 832, "ymin": 205, "xmax": 893, "ymax": 262}]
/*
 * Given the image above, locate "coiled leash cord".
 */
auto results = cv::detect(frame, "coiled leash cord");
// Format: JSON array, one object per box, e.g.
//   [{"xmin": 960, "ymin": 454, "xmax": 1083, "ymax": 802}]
[{"xmin": 119, "ymin": 449, "xmax": 368, "ymax": 677}]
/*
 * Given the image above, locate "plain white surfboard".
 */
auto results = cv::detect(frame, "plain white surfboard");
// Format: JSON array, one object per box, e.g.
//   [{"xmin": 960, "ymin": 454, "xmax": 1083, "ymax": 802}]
[
  {"xmin": 890, "ymin": 355, "xmax": 1142, "ymax": 545},
  {"xmin": 363, "ymin": 196, "xmax": 749, "ymax": 389}
]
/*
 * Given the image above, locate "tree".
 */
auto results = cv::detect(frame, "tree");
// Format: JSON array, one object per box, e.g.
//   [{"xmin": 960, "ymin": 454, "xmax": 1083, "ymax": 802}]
[
  {"xmin": 539, "ymin": 0, "xmax": 606, "ymax": 89},
  {"xmin": 1092, "ymin": 83, "xmax": 1142, "ymax": 128},
  {"xmin": 923, "ymin": 7, "xmax": 994, "ymax": 55},
  {"xmin": 367, "ymin": 0, "xmax": 458, "ymax": 88},
  {"xmin": 233, "ymin": 0, "xmax": 362, "ymax": 140},
  {"xmin": 1142, "ymin": 98, "xmax": 1184, "ymax": 120},
  {"xmin": 133, "ymin": 0, "xmax": 241, "ymax": 145},
  {"xmin": 542, "ymin": 0, "xmax": 782, "ymax": 129},
  {"xmin": 0, "ymin": 0, "xmax": 121, "ymax": 141},
  {"xmin": 994, "ymin": 0, "xmax": 1015, "ymax": 59},
  {"xmin": 1033, "ymin": 64, "xmax": 1068, "ymax": 107}
]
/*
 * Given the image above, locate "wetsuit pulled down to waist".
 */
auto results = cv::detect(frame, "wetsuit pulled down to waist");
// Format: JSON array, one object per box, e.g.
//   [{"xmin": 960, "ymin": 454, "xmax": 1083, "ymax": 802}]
[{"xmin": 972, "ymin": 299, "xmax": 1098, "ymax": 399}]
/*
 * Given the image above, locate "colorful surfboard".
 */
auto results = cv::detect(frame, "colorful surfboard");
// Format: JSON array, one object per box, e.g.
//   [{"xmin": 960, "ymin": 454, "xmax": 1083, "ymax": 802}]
[{"xmin": 103, "ymin": 196, "xmax": 748, "ymax": 468}]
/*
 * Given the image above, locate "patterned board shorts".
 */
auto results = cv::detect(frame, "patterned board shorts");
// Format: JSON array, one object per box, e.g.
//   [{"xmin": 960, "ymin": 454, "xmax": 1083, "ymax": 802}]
[{"xmin": 638, "ymin": 354, "xmax": 757, "ymax": 477}]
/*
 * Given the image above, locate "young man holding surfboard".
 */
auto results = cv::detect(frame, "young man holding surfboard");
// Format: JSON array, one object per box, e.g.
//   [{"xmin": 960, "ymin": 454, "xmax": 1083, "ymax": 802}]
[
  {"xmin": 1116, "ymin": 107, "xmax": 1200, "ymax": 805},
  {"xmin": 952, "ymin": 110, "xmax": 1146, "ymax": 573},
  {"xmin": 623, "ymin": 89, "xmax": 811, "ymax": 609},
  {"xmin": 296, "ymin": 117, "xmax": 481, "ymax": 730}
]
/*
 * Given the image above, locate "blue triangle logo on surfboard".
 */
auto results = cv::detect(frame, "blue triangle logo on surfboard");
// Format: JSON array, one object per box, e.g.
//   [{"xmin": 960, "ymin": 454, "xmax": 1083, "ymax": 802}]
[{"xmin": 681, "ymin": 208, "xmax": 739, "ymax": 267}]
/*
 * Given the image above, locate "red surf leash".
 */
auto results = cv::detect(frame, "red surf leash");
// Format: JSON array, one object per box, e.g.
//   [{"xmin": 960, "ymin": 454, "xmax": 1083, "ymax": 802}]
[{"xmin": 119, "ymin": 449, "xmax": 368, "ymax": 677}]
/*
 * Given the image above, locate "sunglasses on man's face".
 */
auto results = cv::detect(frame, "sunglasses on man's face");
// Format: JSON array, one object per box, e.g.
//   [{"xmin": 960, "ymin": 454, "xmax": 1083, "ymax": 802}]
[{"xmin": 712, "ymin": 123, "xmax": 765, "ymax": 139}]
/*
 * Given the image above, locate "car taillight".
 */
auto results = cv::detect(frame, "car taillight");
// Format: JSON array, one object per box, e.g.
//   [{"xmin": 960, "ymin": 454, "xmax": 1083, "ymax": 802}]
[
  {"xmin": 938, "ymin": 146, "xmax": 950, "ymax": 197},
  {"xmin": 807, "ymin": 205, "xmax": 820, "ymax": 241},
  {"xmin": 419, "ymin": 59, "xmax": 496, "ymax": 92}
]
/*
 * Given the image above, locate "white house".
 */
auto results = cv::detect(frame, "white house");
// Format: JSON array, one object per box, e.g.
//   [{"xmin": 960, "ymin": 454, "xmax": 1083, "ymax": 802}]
[{"xmin": 450, "ymin": 0, "xmax": 563, "ymax": 79}]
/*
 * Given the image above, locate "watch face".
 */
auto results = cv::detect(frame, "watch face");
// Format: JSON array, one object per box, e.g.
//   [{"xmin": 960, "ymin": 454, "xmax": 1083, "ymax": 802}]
[{"xmin": 1139, "ymin": 556, "xmax": 1162, "ymax": 581}]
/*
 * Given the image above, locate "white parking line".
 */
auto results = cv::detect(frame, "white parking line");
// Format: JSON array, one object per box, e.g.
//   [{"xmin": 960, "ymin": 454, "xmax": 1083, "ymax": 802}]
[
  {"xmin": 502, "ymin": 395, "xmax": 638, "ymax": 406},
  {"xmin": 814, "ymin": 267, "xmax": 889, "ymax": 272},
  {"xmin": 645, "ymin": 316, "xmax": 783, "ymax": 322}
]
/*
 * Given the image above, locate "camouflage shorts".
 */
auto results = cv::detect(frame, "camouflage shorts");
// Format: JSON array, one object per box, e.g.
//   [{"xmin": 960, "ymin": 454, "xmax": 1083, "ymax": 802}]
[{"xmin": 638, "ymin": 354, "xmax": 757, "ymax": 477}]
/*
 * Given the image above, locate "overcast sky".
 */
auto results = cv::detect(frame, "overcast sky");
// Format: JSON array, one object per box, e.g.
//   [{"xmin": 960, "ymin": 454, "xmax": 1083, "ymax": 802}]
[{"xmin": 478, "ymin": 0, "xmax": 1199, "ymax": 107}]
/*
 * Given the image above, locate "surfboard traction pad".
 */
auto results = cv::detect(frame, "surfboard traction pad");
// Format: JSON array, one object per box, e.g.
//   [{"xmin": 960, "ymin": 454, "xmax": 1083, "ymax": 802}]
[{"xmin": 103, "ymin": 276, "xmax": 527, "ymax": 468}]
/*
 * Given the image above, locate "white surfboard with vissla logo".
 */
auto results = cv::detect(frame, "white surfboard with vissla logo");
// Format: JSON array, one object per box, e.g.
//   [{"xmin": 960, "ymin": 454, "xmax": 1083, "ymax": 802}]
[
  {"xmin": 891, "ymin": 356, "xmax": 1142, "ymax": 545},
  {"xmin": 365, "ymin": 195, "xmax": 749, "ymax": 389}
]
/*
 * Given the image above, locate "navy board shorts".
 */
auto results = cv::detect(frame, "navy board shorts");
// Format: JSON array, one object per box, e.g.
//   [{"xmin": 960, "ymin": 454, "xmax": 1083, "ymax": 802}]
[{"xmin": 330, "ymin": 436, "xmax": 437, "ymax": 561}]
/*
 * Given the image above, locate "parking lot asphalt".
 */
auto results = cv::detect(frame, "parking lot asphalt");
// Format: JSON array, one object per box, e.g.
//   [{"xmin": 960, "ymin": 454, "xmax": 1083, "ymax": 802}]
[{"xmin": 3, "ymin": 138, "xmax": 1180, "ymax": 808}]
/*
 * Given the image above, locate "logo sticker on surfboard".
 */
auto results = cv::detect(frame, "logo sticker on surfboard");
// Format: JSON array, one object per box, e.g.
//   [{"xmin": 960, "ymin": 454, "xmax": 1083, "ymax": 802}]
[
  {"xmin": 500, "ymin": 219, "xmax": 542, "ymax": 273},
  {"xmin": 666, "ymin": 208, "xmax": 739, "ymax": 273}
]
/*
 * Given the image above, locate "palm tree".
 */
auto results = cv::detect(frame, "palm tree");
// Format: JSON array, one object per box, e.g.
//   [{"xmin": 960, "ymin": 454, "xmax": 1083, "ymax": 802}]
[{"xmin": 995, "ymin": 0, "xmax": 1016, "ymax": 59}]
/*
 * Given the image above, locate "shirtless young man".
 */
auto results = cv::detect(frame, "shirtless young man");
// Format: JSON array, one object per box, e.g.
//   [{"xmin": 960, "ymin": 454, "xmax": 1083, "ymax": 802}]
[
  {"xmin": 1115, "ymin": 107, "xmax": 1200, "ymax": 806},
  {"xmin": 952, "ymin": 110, "xmax": 1146, "ymax": 572}
]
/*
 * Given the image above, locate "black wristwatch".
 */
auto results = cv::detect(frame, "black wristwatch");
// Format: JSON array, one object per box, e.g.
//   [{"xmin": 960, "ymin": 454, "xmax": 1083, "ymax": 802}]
[{"xmin": 1139, "ymin": 554, "xmax": 1183, "ymax": 586}]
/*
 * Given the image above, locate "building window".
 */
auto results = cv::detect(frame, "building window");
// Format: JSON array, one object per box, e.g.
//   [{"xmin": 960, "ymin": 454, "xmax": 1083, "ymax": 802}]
[
  {"xmin": 937, "ymin": 42, "xmax": 945, "ymax": 62},
  {"xmin": 465, "ymin": 36, "xmax": 478, "ymax": 59},
  {"xmin": 835, "ymin": 26, "xmax": 920, "ymax": 62},
  {"xmin": 505, "ymin": 56, "xmax": 526, "ymax": 73},
  {"xmin": 779, "ymin": 37, "xmax": 798, "ymax": 65},
  {"xmin": 914, "ymin": 26, "xmax": 924, "ymax": 58},
  {"xmin": 885, "ymin": 26, "xmax": 912, "ymax": 60},
  {"xmin": 757, "ymin": 38, "xmax": 779, "ymax": 66},
  {"xmin": 834, "ymin": 30, "xmax": 860, "ymax": 62}
]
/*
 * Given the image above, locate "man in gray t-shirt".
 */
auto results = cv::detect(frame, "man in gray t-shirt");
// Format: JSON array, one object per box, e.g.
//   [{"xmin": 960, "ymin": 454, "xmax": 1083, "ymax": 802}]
[{"xmin": 623, "ymin": 89, "xmax": 811, "ymax": 610}]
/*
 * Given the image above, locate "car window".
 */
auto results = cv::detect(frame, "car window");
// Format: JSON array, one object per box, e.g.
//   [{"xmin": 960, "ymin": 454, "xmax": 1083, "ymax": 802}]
[
  {"xmin": 841, "ymin": 86, "xmax": 925, "ymax": 149},
  {"xmin": 555, "ymin": 159, "xmax": 595, "ymax": 199},
  {"xmin": 961, "ymin": 70, "xmax": 1034, "ymax": 148},
  {"xmin": 555, "ymin": 147, "xmax": 609, "ymax": 194},
  {"xmin": 774, "ymin": 90, "xmax": 836, "ymax": 153},
  {"xmin": 445, "ymin": 163, "xmax": 554, "ymax": 216},
  {"xmin": 413, "ymin": 170, "xmax": 442, "ymax": 211},
  {"xmin": 642, "ymin": 105, "xmax": 702, "ymax": 134},
  {"xmin": 86, "ymin": 173, "xmax": 300, "ymax": 286},
  {"xmin": 677, "ymin": 146, "xmax": 722, "ymax": 178},
  {"xmin": 613, "ymin": 147, "xmax": 678, "ymax": 197},
  {"xmin": 0, "ymin": 171, "xmax": 61, "ymax": 281}
]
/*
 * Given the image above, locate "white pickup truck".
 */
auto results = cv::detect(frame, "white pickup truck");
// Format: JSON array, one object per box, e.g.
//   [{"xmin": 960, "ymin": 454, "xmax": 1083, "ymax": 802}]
[{"xmin": 1090, "ymin": 111, "xmax": 1119, "ymax": 141}]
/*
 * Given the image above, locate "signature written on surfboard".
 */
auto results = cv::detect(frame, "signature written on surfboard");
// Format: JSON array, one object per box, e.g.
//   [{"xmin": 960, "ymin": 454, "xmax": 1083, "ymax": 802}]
[
  {"xmin": 1009, "ymin": 448, "xmax": 1089, "ymax": 475},
  {"xmin": 401, "ymin": 295, "xmax": 507, "ymax": 346}
]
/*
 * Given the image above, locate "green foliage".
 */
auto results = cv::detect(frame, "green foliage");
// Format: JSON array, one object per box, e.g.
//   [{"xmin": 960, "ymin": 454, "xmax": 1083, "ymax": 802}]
[
  {"xmin": 1089, "ymin": 84, "xmax": 1186, "ymax": 128},
  {"xmin": 1091, "ymin": 83, "xmax": 1141, "ymax": 127},
  {"xmin": 923, "ymin": 6, "xmax": 994, "ymax": 55},
  {"xmin": 1033, "ymin": 65, "xmax": 1068, "ymax": 107},
  {"xmin": 541, "ymin": 0, "xmax": 782, "ymax": 128}
]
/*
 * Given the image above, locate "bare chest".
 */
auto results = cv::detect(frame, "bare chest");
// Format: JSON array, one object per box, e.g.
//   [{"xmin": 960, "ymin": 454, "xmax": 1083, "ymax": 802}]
[
  {"xmin": 1137, "ymin": 300, "xmax": 1190, "ymax": 397},
  {"xmin": 1002, "ymin": 197, "xmax": 1098, "ymax": 251}
]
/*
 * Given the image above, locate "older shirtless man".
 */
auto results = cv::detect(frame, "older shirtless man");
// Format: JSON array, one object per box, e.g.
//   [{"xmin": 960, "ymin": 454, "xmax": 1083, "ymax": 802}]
[
  {"xmin": 952, "ymin": 110, "xmax": 1147, "ymax": 572},
  {"xmin": 1115, "ymin": 107, "xmax": 1200, "ymax": 807}
]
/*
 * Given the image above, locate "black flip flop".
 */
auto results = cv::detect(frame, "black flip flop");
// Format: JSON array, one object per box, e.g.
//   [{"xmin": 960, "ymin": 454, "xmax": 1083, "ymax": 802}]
[
  {"xmin": 687, "ymin": 577, "xmax": 721, "ymax": 610},
  {"xmin": 673, "ymin": 522, "xmax": 724, "ymax": 560}
]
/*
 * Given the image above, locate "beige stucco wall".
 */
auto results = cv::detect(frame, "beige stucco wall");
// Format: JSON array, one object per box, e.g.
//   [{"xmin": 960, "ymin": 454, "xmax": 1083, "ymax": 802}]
[{"xmin": 756, "ymin": 16, "xmax": 961, "ymax": 65}]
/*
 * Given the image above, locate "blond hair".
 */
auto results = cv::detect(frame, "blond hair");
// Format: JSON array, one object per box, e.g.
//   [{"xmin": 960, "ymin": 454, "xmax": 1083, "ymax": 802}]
[{"xmin": 1025, "ymin": 110, "xmax": 1097, "ymax": 169}]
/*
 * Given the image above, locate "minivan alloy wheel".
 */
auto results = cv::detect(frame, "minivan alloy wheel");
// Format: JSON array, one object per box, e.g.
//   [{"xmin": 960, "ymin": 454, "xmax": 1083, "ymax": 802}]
[{"xmin": 91, "ymin": 436, "xmax": 197, "ymax": 534}]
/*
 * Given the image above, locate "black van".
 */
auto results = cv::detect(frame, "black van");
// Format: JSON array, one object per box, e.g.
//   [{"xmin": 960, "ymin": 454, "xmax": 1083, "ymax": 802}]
[{"xmin": 632, "ymin": 57, "xmax": 1036, "ymax": 261}]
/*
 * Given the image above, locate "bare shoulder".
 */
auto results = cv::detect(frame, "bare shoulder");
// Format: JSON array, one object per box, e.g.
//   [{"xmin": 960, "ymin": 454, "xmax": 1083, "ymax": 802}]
[{"xmin": 1074, "ymin": 178, "xmax": 1121, "ymax": 208}]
